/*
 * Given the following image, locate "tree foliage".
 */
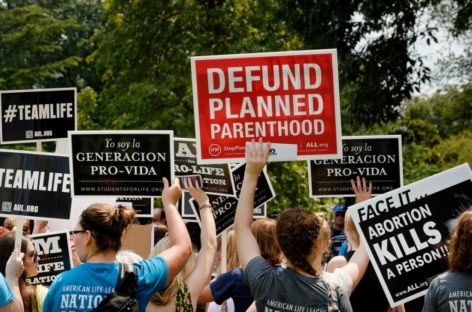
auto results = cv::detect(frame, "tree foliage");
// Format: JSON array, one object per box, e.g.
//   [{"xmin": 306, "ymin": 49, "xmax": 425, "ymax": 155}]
[
  {"xmin": 0, "ymin": 5, "xmax": 81, "ymax": 89},
  {"xmin": 1, "ymin": 0, "xmax": 471, "ymax": 214}
]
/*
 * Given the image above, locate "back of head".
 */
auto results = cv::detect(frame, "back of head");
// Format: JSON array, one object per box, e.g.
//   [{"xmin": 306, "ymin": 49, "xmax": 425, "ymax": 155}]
[
  {"xmin": 80, "ymin": 203, "xmax": 136, "ymax": 252},
  {"xmin": 316, "ymin": 214, "xmax": 331, "ymax": 252},
  {"xmin": 251, "ymin": 218, "xmax": 283, "ymax": 265},
  {"xmin": 344, "ymin": 210, "xmax": 360, "ymax": 247},
  {"xmin": 276, "ymin": 208, "xmax": 321, "ymax": 276},
  {"xmin": 3, "ymin": 218, "xmax": 16, "ymax": 230},
  {"xmin": 448, "ymin": 210, "xmax": 472, "ymax": 273},
  {"xmin": 226, "ymin": 230, "xmax": 239, "ymax": 271}
]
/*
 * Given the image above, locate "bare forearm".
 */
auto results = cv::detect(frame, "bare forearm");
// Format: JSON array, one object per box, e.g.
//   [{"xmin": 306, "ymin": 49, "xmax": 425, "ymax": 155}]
[
  {"xmin": 200, "ymin": 206, "xmax": 217, "ymax": 252},
  {"xmin": 234, "ymin": 174, "xmax": 258, "ymax": 231},
  {"xmin": 164, "ymin": 203, "xmax": 191, "ymax": 251}
]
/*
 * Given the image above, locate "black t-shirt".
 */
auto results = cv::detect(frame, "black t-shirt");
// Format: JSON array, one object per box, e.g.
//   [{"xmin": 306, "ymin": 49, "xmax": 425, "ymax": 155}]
[{"xmin": 344, "ymin": 250, "xmax": 390, "ymax": 311}]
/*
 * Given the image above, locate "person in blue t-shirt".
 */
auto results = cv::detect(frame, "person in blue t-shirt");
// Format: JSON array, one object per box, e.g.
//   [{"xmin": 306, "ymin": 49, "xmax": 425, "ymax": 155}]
[{"xmin": 43, "ymin": 177, "xmax": 193, "ymax": 312}]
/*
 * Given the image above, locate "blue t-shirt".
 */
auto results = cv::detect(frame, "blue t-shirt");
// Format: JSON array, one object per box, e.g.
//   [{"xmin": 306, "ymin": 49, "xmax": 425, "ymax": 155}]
[
  {"xmin": 43, "ymin": 257, "xmax": 168, "ymax": 312},
  {"xmin": 0, "ymin": 273, "xmax": 14, "ymax": 308},
  {"xmin": 210, "ymin": 268, "xmax": 253, "ymax": 312}
]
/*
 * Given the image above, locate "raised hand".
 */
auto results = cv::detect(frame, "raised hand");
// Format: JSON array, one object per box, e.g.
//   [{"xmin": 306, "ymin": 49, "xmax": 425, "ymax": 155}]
[
  {"xmin": 162, "ymin": 177, "xmax": 182, "ymax": 207},
  {"xmin": 351, "ymin": 176, "xmax": 372, "ymax": 203},
  {"xmin": 244, "ymin": 138, "xmax": 270, "ymax": 178}
]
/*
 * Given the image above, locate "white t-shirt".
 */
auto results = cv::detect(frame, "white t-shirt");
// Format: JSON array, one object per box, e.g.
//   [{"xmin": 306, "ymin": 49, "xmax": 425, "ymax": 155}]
[{"xmin": 322, "ymin": 268, "xmax": 353, "ymax": 296}]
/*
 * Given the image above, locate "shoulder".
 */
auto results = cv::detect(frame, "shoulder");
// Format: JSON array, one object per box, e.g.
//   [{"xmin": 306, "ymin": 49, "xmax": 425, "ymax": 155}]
[
  {"xmin": 327, "ymin": 255, "xmax": 348, "ymax": 272},
  {"xmin": 322, "ymin": 269, "xmax": 353, "ymax": 296}
]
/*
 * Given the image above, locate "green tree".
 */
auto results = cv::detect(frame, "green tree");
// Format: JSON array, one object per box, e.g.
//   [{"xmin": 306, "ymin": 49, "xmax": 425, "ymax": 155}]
[
  {"xmin": 281, "ymin": 0, "xmax": 440, "ymax": 127},
  {"xmin": 0, "ymin": 5, "xmax": 81, "ymax": 89}
]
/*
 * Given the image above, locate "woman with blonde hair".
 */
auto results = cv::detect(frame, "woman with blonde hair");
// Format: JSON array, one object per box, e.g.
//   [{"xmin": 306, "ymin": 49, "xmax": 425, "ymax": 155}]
[
  {"xmin": 147, "ymin": 177, "xmax": 217, "ymax": 312},
  {"xmin": 43, "ymin": 177, "xmax": 192, "ymax": 312},
  {"xmin": 326, "ymin": 206, "xmax": 405, "ymax": 311},
  {"xmin": 198, "ymin": 219, "xmax": 283, "ymax": 312}
]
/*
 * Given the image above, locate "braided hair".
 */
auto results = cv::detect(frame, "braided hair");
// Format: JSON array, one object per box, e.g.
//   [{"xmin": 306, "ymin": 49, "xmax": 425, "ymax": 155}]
[{"xmin": 276, "ymin": 207, "xmax": 321, "ymax": 276}]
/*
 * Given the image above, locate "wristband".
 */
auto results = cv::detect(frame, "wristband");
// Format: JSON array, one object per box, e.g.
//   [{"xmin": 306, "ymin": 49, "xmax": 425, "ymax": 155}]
[{"xmin": 199, "ymin": 203, "xmax": 213, "ymax": 211}]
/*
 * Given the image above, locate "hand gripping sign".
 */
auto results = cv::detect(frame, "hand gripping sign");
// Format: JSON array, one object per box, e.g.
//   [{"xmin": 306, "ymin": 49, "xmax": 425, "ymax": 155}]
[{"xmin": 191, "ymin": 50, "xmax": 342, "ymax": 164}]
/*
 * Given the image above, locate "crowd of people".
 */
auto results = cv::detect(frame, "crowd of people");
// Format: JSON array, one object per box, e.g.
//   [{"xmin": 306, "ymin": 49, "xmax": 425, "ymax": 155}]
[{"xmin": 0, "ymin": 140, "xmax": 471, "ymax": 312}]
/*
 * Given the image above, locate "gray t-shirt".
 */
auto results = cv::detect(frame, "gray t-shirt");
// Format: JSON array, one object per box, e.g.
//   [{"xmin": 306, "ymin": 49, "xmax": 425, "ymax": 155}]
[
  {"xmin": 244, "ymin": 256, "xmax": 352, "ymax": 312},
  {"xmin": 423, "ymin": 271, "xmax": 472, "ymax": 312}
]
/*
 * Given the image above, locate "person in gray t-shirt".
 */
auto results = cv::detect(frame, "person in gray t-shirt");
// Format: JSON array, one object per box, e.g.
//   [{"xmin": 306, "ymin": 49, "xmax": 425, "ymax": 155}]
[
  {"xmin": 234, "ymin": 140, "xmax": 371, "ymax": 312},
  {"xmin": 423, "ymin": 210, "xmax": 472, "ymax": 312}
]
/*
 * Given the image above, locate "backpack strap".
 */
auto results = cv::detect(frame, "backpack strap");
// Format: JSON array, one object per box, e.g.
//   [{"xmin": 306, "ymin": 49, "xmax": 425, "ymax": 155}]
[{"xmin": 115, "ymin": 262, "xmax": 138, "ymax": 298}]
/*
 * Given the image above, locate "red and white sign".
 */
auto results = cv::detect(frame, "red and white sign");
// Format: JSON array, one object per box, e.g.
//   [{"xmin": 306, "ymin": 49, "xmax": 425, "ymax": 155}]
[{"xmin": 191, "ymin": 50, "xmax": 342, "ymax": 164}]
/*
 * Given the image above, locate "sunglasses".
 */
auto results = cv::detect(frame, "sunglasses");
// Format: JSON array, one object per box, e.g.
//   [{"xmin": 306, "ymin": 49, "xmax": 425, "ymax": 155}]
[
  {"xmin": 69, "ymin": 230, "xmax": 86, "ymax": 237},
  {"xmin": 335, "ymin": 213, "xmax": 345, "ymax": 217}
]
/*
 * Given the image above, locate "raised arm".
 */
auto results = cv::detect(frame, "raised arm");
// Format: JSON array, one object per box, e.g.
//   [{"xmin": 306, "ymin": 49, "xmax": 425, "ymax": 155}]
[
  {"xmin": 158, "ymin": 177, "xmax": 192, "ymax": 284},
  {"xmin": 340, "ymin": 176, "xmax": 372, "ymax": 290},
  {"xmin": 2, "ymin": 250, "xmax": 24, "ymax": 312},
  {"xmin": 184, "ymin": 177, "xmax": 217, "ymax": 303},
  {"xmin": 234, "ymin": 139, "xmax": 270, "ymax": 269}
]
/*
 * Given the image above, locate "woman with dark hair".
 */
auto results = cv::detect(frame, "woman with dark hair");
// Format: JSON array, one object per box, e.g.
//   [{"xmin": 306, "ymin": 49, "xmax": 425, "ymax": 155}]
[
  {"xmin": 0, "ymin": 233, "xmax": 47, "ymax": 312},
  {"xmin": 43, "ymin": 177, "xmax": 193, "ymax": 312},
  {"xmin": 423, "ymin": 209, "xmax": 472, "ymax": 311},
  {"xmin": 234, "ymin": 140, "xmax": 369, "ymax": 312}
]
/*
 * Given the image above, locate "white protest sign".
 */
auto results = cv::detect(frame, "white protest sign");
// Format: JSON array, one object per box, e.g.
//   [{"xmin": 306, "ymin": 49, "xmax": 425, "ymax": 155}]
[{"xmin": 350, "ymin": 163, "xmax": 472, "ymax": 306}]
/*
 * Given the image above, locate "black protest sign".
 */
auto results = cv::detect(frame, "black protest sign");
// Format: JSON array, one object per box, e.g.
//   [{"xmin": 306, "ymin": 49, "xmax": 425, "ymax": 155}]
[
  {"xmin": 0, "ymin": 88, "xmax": 76, "ymax": 144},
  {"xmin": 178, "ymin": 191, "xmax": 198, "ymax": 223},
  {"xmin": 232, "ymin": 163, "xmax": 276, "ymax": 208},
  {"xmin": 174, "ymin": 138, "xmax": 235, "ymax": 196},
  {"xmin": 116, "ymin": 197, "xmax": 153, "ymax": 217},
  {"xmin": 309, "ymin": 135, "xmax": 403, "ymax": 198},
  {"xmin": 253, "ymin": 204, "xmax": 267, "ymax": 219},
  {"xmin": 0, "ymin": 150, "xmax": 72, "ymax": 220},
  {"xmin": 191, "ymin": 194, "xmax": 239, "ymax": 237},
  {"xmin": 70, "ymin": 131, "xmax": 173, "ymax": 197},
  {"xmin": 27, "ymin": 231, "xmax": 73, "ymax": 286},
  {"xmin": 350, "ymin": 163, "xmax": 472, "ymax": 307}
]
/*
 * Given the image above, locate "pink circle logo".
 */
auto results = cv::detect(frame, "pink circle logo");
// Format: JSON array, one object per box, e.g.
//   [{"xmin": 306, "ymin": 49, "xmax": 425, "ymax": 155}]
[{"xmin": 209, "ymin": 144, "xmax": 221, "ymax": 156}]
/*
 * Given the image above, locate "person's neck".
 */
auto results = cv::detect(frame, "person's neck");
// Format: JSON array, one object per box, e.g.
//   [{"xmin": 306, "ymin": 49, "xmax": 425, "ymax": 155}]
[
  {"xmin": 287, "ymin": 255, "xmax": 322, "ymax": 277},
  {"xmin": 86, "ymin": 250, "xmax": 117, "ymax": 263},
  {"xmin": 333, "ymin": 224, "xmax": 344, "ymax": 231}
]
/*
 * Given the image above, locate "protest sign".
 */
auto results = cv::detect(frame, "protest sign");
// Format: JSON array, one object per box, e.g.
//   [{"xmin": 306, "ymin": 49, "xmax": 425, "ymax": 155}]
[
  {"xmin": 69, "ymin": 131, "xmax": 173, "ymax": 197},
  {"xmin": 28, "ymin": 231, "xmax": 73, "ymax": 285},
  {"xmin": 253, "ymin": 204, "xmax": 267, "ymax": 219},
  {"xmin": 191, "ymin": 50, "xmax": 342, "ymax": 164},
  {"xmin": 309, "ymin": 135, "xmax": 403, "ymax": 197},
  {"xmin": 179, "ymin": 191, "xmax": 198, "ymax": 223},
  {"xmin": 190, "ymin": 194, "xmax": 239, "ymax": 236},
  {"xmin": 0, "ymin": 88, "xmax": 76, "ymax": 144},
  {"xmin": 232, "ymin": 163, "xmax": 275, "ymax": 208},
  {"xmin": 349, "ymin": 163, "xmax": 472, "ymax": 306},
  {"xmin": 0, "ymin": 150, "xmax": 72, "ymax": 220},
  {"xmin": 115, "ymin": 197, "xmax": 153, "ymax": 217},
  {"xmin": 174, "ymin": 138, "xmax": 235, "ymax": 195}
]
